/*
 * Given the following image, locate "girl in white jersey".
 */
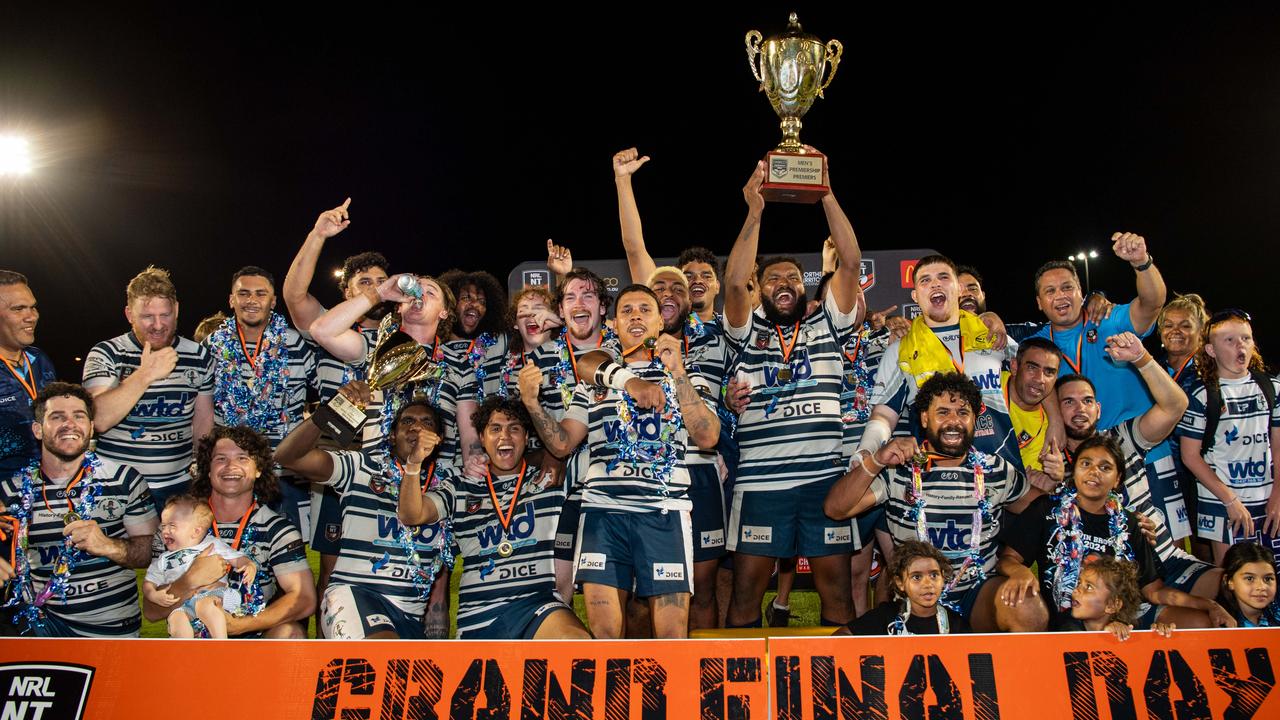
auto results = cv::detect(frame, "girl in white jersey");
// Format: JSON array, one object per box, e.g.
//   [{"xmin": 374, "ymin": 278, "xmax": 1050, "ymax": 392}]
[{"xmin": 1178, "ymin": 309, "xmax": 1280, "ymax": 564}]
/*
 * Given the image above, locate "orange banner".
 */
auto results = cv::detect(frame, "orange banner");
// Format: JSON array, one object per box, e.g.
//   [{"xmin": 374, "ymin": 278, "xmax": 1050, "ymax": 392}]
[
  {"xmin": 0, "ymin": 630, "xmax": 1276, "ymax": 719},
  {"xmin": 770, "ymin": 628, "xmax": 1280, "ymax": 720}
]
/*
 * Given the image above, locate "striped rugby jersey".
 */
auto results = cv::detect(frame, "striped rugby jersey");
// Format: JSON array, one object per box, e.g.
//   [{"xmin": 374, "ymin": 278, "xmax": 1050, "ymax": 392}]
[
  {"xmin": 82, "ymin": 333, "xmax": 214, "ymax": 493},
  {"xmin": 723, "ymin": 292, "xmax": 858, "ymax": 492},
  {"xmin": 210, "ymin": 502, "xmax": 309, "ymax": 605},
  {"xmin": 0, "ymin": 346, "xmax": 57, "ymax": 477},
  {"xmin": 565, "ymin": 362, "xmax": 713, "ymax": 512},
  {"xmin": 323, "ymin": 449, "xmax": 455, "ymax": 618},
  {"xmin": 451, "ymin": 333, "xmax": 519, "ymax": 402},
  {"xmin": 205, "ymin": 319, "xmax": 318, "ymax": 449},
  {"xmin": 682, "ymin": 317, "xmax": 727, "ymax": 467},
  {"xmin": 526, "ymin": 332, "xmax": 623, "ymax": 499},
  {"xmin": 1, "ymin": 456, "xmax": 156, "ymax": 637},
  {"xmin": 871, "ymin": 328, "xmax": 1022, "ymax": 471},
  {"xmin": 1179, "ymin": 376, "xmax": 1280, "ymax": 505},
  {"xmin": 882, "ymin": 454, "xmax": 1026, "ymax": 596},
  {"xmin": 840, "ymin": 325, "xmax": 892, "ymax": 461},
  {"xmin": 427, "ymin": 462, "xmax": 565, "ymax": 636}
]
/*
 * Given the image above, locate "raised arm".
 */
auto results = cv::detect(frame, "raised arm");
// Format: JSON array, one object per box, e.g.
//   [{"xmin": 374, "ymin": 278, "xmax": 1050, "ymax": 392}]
[
  {"xmin": 274, "ymin": 415, "xmax": 336, "ymax": 483},
  {"xmin": 724, "ymin": 162, "xmax": 767, "ymax": 329},
  {"xmin": 310, "ymin": 274, "xmax": 411, "ymax": 363},
  {"xmin": 612, "ymin": 148, "xmax": 657, "ymax": 284},
  {"xmin": 654, "ymin": 335, "xmax": 720, "ymax": 449},
  {"xmin": 1105, "ymin": 333, "xmax": 1188, "ymax": 444},
  {"xmin": 815, "ymin": 150, "xmax": 863, "ymax": 318},
  {"xmin": 1112, "ymin": 232, "xmax": 1165, "ymax": 334},
  {"xmin": 283, "ymin": 198, "xmax": 351, "ymax": 332}
]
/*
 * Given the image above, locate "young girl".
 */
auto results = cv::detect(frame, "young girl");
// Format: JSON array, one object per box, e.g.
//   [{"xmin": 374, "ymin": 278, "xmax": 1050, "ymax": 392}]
[
  {"xmin": 1219, "ymin": 542, "xmax": 1280, "ymax": 627},
  {"xmin": 1178, "ymin": 308, "xmax": 1280, "ymax": 565},
  {"xmin": 845, "ymin": 540, "xmax": 971, "ymax": 635},
  {"xmin": 1061, "ymin": 556, "xmax": 1173, "ymax": 640},
  {"xmin": 999, "ymin": 435, "xmax": 1232, "ymax": 629}
]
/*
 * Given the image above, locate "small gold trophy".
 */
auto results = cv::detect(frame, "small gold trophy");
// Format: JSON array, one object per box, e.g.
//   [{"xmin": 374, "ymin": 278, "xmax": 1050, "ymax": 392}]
[
  {"xmin": 311, "ymin": 314, "xmax": 445, "ymax": 446},
  {"xmin": 746, "ymin": 13, "xmax": 843, "ymax": 203}
]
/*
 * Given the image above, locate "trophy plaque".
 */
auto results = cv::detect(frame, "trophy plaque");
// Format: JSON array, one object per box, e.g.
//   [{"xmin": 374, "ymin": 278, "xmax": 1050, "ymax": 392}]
[{"xmin": 746, "ymin": 13, "xmax": 843, "ymax": 203}]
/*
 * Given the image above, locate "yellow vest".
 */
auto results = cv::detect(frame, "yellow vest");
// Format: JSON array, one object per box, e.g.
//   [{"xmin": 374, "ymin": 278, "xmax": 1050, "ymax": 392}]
[{"xmin": 1002, "ymin": 369, "xmax": 1047, "ymax": 470}]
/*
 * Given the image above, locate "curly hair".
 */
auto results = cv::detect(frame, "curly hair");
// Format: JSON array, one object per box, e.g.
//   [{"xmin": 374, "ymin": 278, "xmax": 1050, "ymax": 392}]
[
  {"xmin": 33, "ymin": 382, "xmax": 95, "ymax": 423},
  {"xmin": 470, "ymin": 396, "xmax": 534, "ymax": 436},
  {"xmin": 913, "ymin": 371, "xmax": 983, "ymax": 417},
  {"xmin": 1195, "ymin": 310, "xmax": 1266, "ymax": 389},
  {"xmin": 126, "ymin": 266, "xmax": 178, "ymax": 305},
  {"xmin": 338, "ymin": 251, "xmax": 390, "ymax": 292},
  {"xmin": 677, "ymin": 247, "xmax": 721, "ymax": 279},
  {"xmin": 190, "ymin": 426, "xmax": 280, "ymax": 505},
  {"xmin": 755, "ymin": 256, "xmax": 804, "ymax": 283},
  {"xmin": 439, "ymin": 269, "xmax": 509, "ymax": 338},
  {"xmin": 888, "ymin": 540, "xmax": 954, "ymax": 600},
  {"xmin": 1081, "ymin": 556, "xmax": 1143, "ymax": 627}
]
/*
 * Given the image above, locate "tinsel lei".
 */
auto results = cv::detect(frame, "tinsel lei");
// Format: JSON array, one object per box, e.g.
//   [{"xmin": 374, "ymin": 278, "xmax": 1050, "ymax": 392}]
[
  {"xmin": 3, "ymin": 453, "xmax": 105, "ymax": 632},
  {"xmin": 1049, "ymin": 489, "xmax": 1132, "ymax": 610},
  {"xmin": 906, "ymin": 446, "xmax": 992, "ymax": 606},
  {"xmin": 607, "ymin": 354, "xmax": 685, "ymax": 499},
  {"xmin": 208, "ymin": 312, "xmax": 292, "ymax": 433}
]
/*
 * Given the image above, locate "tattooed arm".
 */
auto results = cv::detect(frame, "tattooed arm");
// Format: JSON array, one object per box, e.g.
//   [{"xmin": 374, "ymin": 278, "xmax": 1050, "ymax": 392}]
[{"xmin": 655, "ymin": 335, "xmax": 720, "ymax": 449}]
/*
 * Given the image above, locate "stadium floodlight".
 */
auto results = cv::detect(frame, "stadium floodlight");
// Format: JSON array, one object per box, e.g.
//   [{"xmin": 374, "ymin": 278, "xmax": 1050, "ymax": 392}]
[{"xmin": 0, "ymin": 136, "xmax": 32, "ymax": 176}]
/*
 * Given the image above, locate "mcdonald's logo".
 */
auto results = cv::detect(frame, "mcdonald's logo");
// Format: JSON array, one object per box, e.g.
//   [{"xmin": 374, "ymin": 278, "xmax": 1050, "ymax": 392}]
[{"xmin": 900, "ymin": 260, "xmax": 919, "ymax": 288}]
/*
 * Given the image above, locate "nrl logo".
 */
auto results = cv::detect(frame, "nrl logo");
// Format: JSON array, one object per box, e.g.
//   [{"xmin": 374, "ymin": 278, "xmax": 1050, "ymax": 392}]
[{"xmin": 0, "ymin": 663, "xmax": 95, "ymax": 720}]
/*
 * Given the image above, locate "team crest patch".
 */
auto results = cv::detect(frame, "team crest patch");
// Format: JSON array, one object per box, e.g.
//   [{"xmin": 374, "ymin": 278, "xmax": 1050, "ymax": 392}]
[
  {"xmin": 1086, "ymin": 328, "xmax": 1098, "ymax": 343},
  {"xmin": 324, "ymin": 523, "xmax": 340, "ymax": 543},
  {"xmin": 1019, "ymin": 430, "xmax": 1032, "ymax": 443},
  {"xmin": 370, "ymin": 476, "xmax": 388, "ymax": 495},
  {"xmin": 755, "ymin": 334, "xmax": 769, "ymax": 350},
  {"xmin": 467, "ymin": 500, "xmax": 482, "ymax": 513},
  {"xmin": 594, "ymin": 387, "xmax": 609, "ymax": 402}
]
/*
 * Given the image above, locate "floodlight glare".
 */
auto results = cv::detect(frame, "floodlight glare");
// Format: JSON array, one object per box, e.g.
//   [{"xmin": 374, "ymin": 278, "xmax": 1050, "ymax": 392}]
[{"xmin": 0, "ymin": 136, "xmax": 32, "ymax": 176}]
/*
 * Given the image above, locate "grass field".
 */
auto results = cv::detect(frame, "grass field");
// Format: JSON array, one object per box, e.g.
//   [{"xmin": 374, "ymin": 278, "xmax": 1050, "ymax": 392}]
[{"xmin": 136, "ymin": 550, "xmax": 824, "ymax": 638}]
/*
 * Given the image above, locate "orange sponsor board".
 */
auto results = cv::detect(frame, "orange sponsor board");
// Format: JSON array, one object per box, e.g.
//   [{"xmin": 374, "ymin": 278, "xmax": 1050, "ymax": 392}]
[
  {"xmin": 0, "ymin": 638, "xmax": 768, "ymax": 719},
  {"xmin": 770, "ymin": 628, "xmax": 1280, "ymax": 720}
]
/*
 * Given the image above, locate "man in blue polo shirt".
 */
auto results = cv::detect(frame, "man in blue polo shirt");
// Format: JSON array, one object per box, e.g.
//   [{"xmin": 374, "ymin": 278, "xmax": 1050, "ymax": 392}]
[
  {"xmin": 1030, "ymin": 231, "xmax": 1166, "ymax": 431},
  {"xmin": 0, "ymin": 270, "xmax": 57, "ymax": 477}
]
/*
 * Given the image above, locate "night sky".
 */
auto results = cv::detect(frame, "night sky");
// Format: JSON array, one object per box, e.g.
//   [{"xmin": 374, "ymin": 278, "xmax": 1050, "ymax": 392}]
[{"xmin": 3, "ymin": 5, "xmax": 1279, "ymax": 373}]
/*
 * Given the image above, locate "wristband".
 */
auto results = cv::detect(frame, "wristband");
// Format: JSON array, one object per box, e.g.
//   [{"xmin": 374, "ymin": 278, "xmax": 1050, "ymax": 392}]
[
  {"xmin": 594, "ymin": 360, "xmax": 639, "ymax": 392},
  {"xmin": 1132, "ymin": 254, "xmax": 1155, "ymax": 272}
]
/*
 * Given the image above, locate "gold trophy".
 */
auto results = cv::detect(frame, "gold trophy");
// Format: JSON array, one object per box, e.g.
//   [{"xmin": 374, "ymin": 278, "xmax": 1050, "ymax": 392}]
[
  {"xmin": 746, "ymin": 13, "xmax": 843, "ymax": 203},
  {"xmin": 311, "ymin": 314, "xmax": 445, "ymax": 446}
]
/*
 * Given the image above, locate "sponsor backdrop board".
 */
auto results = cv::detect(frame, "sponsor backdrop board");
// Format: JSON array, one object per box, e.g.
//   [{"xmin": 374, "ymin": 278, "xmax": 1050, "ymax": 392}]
[
  {"xmin": 507, "ymin": 249, "xmax": 937, "ymax": 319},
  {"xmin": 2, "ymin": 630, "xmax": 1276, "ymax": 719}
]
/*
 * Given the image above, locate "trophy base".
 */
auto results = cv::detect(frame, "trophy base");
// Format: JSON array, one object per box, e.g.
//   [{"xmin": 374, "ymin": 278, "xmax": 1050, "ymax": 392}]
[
  {"xmin": 311, "ymin": 392, "xmax": 368, "ymax": 447},
  {"xmin": 761, "ymin": 150, "xmax": 829, "ymax": 203}
]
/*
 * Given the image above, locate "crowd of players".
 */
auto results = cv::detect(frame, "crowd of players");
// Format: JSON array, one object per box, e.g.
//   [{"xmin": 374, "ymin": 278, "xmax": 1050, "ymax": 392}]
[{"xmin": 1, "ymin": 148, "xmax": 1277, "ymax": 640}]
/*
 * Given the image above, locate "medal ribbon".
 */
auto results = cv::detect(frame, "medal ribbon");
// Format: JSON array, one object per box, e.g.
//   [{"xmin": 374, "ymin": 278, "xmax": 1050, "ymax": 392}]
[
  {"xmin": 566, "ymin": 332, "xmax": 604, "ymax": 381},
  {"xmin": 236, "ymin": 324, "xmax": 262, "ymax": 370},
  {"xmin": 211, "ymin": 500, "xmax": 258, "ymax": 551},
  {"xmin": 40, "ymin": 465, "xmax": 88, "ymax": 517},
  {"xmin": 774, "ymin": 322, "xmax": 800, "ymax": 375},
  {"xmin": 1049, "ymin": 311, "xmax": 1090, "ymax": 375},
  {"xmin": 1170, "ymin": 355, "xmax": 1194, "ymax": 384},
  {"xmin": 485, "ymin": 461, "xmax": 528, "ymax": 533},
  {"xmin": 1, "ymin": 352, "xmax": 36, "ymax": 402}
]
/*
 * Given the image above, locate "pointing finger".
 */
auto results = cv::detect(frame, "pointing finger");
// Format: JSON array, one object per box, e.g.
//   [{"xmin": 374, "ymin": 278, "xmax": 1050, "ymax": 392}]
[{"xmin": 340, "ymin": 197, "xmax": 351, "ymax": 211}]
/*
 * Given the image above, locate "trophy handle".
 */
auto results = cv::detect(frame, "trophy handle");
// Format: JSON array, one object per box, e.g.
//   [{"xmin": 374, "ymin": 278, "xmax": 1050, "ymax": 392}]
[
  {"xmin": 744, "ymin": 30, "xmax": 764, "ymax": 84},
  {"xmin": 818, "ymin": 39, "xmax": 844, "ymax": 99}
]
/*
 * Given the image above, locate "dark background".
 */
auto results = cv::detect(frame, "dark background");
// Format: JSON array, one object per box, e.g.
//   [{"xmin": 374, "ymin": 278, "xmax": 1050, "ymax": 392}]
[{"xmin": 3, "ymin": 5, "xmax": 1278, "ymax": 372}]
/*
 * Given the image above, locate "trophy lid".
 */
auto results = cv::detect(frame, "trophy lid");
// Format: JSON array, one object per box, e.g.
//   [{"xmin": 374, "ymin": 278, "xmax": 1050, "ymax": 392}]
[{"xmin": 777, "ymin": 12, "xmax": 820, "ymax": 43}]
